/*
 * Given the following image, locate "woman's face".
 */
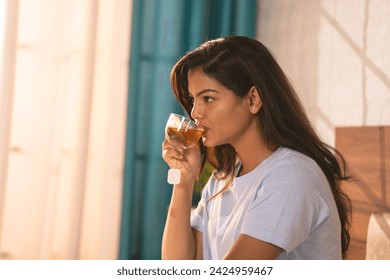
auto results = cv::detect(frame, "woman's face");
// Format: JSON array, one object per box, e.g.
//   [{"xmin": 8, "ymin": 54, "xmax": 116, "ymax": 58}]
[{"xmin": 188, "ymin": 68, "xmax": 255, "ymax": 148}]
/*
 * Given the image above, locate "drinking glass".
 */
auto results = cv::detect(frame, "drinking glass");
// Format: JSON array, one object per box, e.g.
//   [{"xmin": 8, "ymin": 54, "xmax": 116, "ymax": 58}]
[{"xmin": 165, "ymin": 113, "xmax": 204, "ymax": 184}]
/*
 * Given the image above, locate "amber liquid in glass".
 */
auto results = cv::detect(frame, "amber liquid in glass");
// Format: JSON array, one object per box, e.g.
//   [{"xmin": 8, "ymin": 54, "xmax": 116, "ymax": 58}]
[{"xmin": 166, "ymin": 127, "xmax": 203, "ymax": 147}]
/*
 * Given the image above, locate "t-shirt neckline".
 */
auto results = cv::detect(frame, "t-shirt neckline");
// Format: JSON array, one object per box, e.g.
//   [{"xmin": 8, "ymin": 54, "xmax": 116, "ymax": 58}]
[{"xmin": 234, "ymin": 146, "xmax": 283, "ymax": 183}]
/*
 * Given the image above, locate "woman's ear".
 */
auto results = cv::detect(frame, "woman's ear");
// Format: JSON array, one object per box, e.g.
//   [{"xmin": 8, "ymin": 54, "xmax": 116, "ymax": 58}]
[{"xmin": 248, "ymin": 86, "xmax": 262, "ymax": 114}]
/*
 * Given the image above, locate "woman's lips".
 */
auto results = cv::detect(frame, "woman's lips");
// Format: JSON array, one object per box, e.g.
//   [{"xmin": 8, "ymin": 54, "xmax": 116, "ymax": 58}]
[
  {"xmin": 198, "ymin": 125, "xmax": 208, "ymax": 134},
  {"xmin": 201, "ymin": 128, "xmax": 209, "ymax": 139}
]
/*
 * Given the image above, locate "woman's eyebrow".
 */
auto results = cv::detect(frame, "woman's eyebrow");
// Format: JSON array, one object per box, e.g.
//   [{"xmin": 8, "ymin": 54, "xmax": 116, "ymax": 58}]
[{"xmin": 188, "ymin": 88, "xmax": 219, "ymax": 97}]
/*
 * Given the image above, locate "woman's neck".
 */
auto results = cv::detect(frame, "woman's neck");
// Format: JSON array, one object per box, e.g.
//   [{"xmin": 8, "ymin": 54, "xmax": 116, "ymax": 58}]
[
  {"xmin": 233, "ymin": 125, "xmax": 274, "ymax": 177},
  {"xmin": 236, "ymin": 145, "xmax": 274, "ymax": 177}
]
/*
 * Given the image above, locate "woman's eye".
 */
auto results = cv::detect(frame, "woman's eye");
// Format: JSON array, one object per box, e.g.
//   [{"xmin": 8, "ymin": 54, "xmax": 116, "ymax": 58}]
[{"xmin": 204, "ymin": 96, "xmax": 214, "ymax": 103}]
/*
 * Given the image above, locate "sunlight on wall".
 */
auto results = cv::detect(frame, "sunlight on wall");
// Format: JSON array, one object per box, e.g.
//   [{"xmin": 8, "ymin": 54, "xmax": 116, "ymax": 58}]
[
  {"xmin": 257, "ymin": 0, "xmax": 390, "ymax": 146},
  {"xmin": 317, "ymin": 0, "xmax": 390, "ymax": 142}
]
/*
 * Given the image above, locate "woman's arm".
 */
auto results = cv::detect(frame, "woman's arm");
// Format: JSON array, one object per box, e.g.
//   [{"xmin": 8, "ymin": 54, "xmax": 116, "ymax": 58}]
[
  {"xmin": 223, "ymin": 234, "xmax": 282, "ymax": 260},
  {"xmin": 161, "ymin": 176, "xmax": 197, "ymax": 259},
  {"xmin": 161, "ymin": 140, "xmax": 203, "ymax": 259},
  {"xmin": 192, "ymin": 228, "xmax": 203, "ymax": 260}
]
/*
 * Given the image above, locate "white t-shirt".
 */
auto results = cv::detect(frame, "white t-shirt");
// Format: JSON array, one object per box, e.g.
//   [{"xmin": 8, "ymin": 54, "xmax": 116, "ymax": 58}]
[{"xmin": 191, "ymin": 147, "xmax": 342, "ymax": 259}]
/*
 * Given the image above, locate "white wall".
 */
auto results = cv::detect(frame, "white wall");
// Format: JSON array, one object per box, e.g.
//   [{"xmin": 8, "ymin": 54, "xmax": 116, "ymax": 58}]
[{"xmin": 257, "ymin": 0, "xmax": 390, "ymax": 145}]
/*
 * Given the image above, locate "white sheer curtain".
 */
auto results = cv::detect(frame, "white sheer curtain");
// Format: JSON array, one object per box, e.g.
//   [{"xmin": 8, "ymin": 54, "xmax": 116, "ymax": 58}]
[{"xmin": 0, "ymin": 0, "xmax": 132, "ymax": 259}]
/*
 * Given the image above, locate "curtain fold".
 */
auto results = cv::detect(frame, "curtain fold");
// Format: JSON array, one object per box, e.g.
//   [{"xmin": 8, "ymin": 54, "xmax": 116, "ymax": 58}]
[
  {"xmin": 120, "ymin": 0, "xmax": 257, "ymax": 260},
  {"xmin": 0, "ymin": 0, "xmax": 131, "ymax": 260}
]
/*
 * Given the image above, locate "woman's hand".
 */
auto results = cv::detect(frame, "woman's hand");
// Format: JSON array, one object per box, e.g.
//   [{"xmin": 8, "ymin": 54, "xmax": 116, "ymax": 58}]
[{"xmin": 162, "ymin": 139, "xmax": 201, "ymax": 183}]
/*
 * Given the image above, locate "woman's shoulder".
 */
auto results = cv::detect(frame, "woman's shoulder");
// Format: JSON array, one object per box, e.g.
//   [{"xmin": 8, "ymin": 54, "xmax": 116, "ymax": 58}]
[
  {"xmin": 264, "ymin": 147, "xmax": 329, "ymax": 192},
  {"xmin": 200, "ymin": 171, "xmax": 228, "ymax": 199},
  {"xmin": 268, "ymin": 147, "xmax": 321, "ymax": 172}
]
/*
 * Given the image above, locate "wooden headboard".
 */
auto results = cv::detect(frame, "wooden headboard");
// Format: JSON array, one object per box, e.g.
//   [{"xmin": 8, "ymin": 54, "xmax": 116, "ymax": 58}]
[{"xmin": 335, "ymin": 126, "xmax": 390, "ymax": 259}]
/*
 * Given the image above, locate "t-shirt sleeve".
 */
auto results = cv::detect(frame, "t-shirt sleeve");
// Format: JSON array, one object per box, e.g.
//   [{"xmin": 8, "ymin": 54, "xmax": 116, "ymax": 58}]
[
  {"xmin": 240, "ymin": 164, "xmax": 331, "ymax": 253},
  {"xmin": 191, "ymin": 177, "xmax": 214, "ymax": 233},
  {"xmin": 191, "ymin": 194, "xmax": 206, "ymax": 233}
]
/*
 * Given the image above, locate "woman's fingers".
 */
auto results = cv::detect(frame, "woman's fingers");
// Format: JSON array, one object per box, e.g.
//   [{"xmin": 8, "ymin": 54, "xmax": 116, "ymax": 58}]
[
  {"xmin": 162, "ymin": 140, "xmax": 185, "ymax": 162},
  {"xmin": 162, "ymin": 139, "xmax": 201, "ymax": 182},
  {"xmin": 162, "ymin": 139, "xmax": 183, "ymax": 152}
]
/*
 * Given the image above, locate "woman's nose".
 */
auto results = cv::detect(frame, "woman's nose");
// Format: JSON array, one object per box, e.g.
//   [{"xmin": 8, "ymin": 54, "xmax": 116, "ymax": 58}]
[{"xmin": 191, "ymin": 101, "xmax": 203, "ymax": 121}]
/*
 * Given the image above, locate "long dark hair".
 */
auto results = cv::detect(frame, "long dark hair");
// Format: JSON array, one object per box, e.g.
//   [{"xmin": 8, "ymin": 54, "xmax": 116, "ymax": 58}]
[{"xmin": 170, "ymin": 36, "xmax": 352, "ymax": 258}]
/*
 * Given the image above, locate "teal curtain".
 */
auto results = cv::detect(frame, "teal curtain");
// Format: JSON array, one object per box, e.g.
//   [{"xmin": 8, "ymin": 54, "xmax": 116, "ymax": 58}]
[{"xmin": 119, "ymin": 0, "xmax": 257, "ymax": 260}]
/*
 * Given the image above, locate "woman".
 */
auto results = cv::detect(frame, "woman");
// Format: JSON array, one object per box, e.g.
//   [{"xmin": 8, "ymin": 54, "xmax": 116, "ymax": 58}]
[{"xmin": 161, "ymin": 36, "xmax": 352, "ymax": 260}]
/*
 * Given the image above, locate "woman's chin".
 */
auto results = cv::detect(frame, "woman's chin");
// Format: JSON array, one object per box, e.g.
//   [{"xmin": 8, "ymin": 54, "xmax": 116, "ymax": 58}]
[
  {"xmin": 202, "ymin": 138, "xmax": 221, "ymax": 148},
  {"xmin": 202, "ymin": 138, "xmax": 213, "ymax": 148}
]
